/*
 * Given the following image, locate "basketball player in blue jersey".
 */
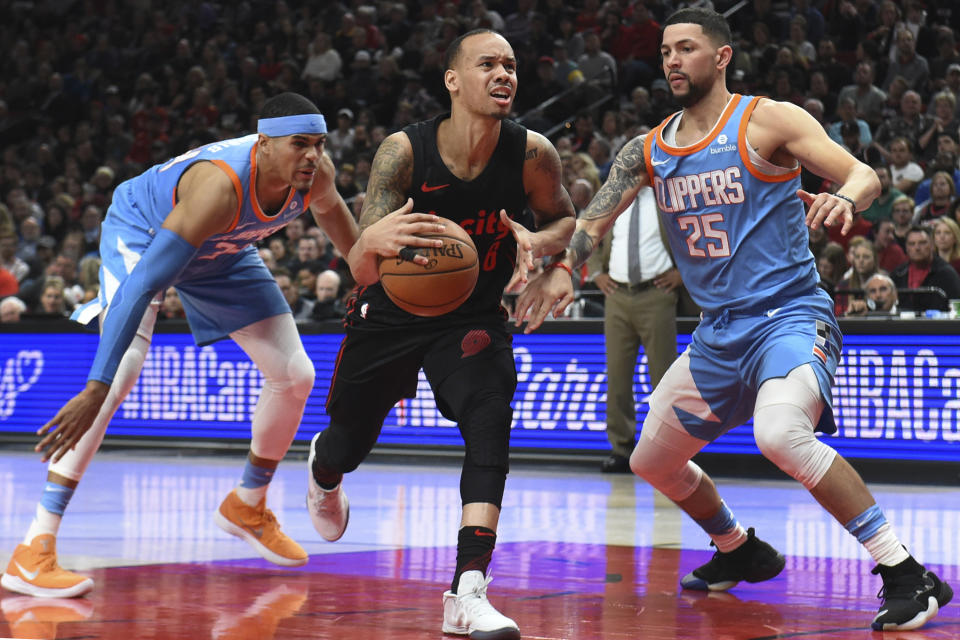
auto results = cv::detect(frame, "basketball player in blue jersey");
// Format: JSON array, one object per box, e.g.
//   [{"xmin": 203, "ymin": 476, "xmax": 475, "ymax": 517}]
[
  {"xmin": 515, "ymin": 8, "xmax": 952, "ymax": 633},
  {"xmin": 306, "ymin": 30, "xmax": 575, "ymax": 639},
  {"xmin": 2, "ymin": 93, "xmax": 430, "ymax": 599}
]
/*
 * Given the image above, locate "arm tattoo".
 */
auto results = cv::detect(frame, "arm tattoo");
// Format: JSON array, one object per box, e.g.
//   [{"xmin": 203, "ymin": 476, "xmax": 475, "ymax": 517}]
[
  {"xmin": 525, "ymin": 147, "xmax": 539, "ymax": 161},
  {"xmin": 569, "ymin": 229, "xmax": 595, "ymax": 268},
  {"xmin": 567, "ymin": 135, "xmax": 647, "ymax": 267},
  {"xmin": 361, "ymin": 136, "xmax": 411, "ymax": 230},
  {"xmin": 581, "ymin": 135, "xmax": 646, "ymax": 221}
]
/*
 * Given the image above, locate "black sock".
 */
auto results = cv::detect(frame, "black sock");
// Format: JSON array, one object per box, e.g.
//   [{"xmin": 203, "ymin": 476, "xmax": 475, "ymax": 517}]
[
  {"xmin": 452, "ymin": 526, "xmax": 496, "ymax": 593},
  {"xmin": 310, "ymin": 458, "xmax": 343, "ymax": 490}
]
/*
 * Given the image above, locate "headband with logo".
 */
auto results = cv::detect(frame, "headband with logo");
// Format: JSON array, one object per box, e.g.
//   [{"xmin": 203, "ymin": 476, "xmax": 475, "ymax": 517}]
[{"xmin": 257, "ymin": 114, "xmax": 327, "ymax": 137}]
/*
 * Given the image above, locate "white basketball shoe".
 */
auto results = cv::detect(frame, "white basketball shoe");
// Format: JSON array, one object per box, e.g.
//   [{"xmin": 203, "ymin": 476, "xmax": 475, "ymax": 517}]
[
  {"xmin": 306, "ymin": 431, "xmax": 349, "ymax": 541},
  {"xmin": 442, "ymin": 570, "xmax": 520, "ymax": 639}
]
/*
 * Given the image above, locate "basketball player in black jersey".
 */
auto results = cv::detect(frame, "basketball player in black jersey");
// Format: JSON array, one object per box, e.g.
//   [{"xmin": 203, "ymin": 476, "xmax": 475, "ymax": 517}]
[{"xmin": 306, "ymin": 29, "xmax": 575, "ymax": 639}]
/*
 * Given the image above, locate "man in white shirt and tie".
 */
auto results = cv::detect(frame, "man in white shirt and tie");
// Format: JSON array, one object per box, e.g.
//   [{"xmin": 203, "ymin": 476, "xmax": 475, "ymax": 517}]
[{"xmin": 588, "ymin": 186, "xmax": 682, "ymax": 472}]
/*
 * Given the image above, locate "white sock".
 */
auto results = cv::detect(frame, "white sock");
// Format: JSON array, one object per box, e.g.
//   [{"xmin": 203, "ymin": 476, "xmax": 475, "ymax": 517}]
[
  {"xmin": 24, "ymin": 504, "xmax": 62, "ymax": 544},
  {"xmin": 712, "ymin": 524, "xmax": 748, "ymax": 553},
  {"xmin": 235, "ymin": 485, "xmax": 268, "ymax": 507},
  {"xmin": 863, "ymin": 523, "xmax": 909, "ymax": 566}
]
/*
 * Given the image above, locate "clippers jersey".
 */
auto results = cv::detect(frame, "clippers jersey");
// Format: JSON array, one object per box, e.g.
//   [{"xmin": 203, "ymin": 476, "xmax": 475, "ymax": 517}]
[
  {"xmin": 643, "ymin": 95, "xmax": 819, "ymax": 314},
  {"xmin": 113, "ymin": 133, "xmax": 310, "ymax": 279},
  {"xmin": 347, "ymin": 114, "xmax": 529, "ymax": 329}
]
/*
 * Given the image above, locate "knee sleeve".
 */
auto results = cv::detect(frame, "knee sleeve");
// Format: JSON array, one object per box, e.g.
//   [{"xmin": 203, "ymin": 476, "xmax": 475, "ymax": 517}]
[
  {"xmin": 629, "ymin": 412, "xmax": 706, "ymax": 502},
  {"xmin": 458, "ymin": 393, "xmax": 512, "ymax": 509},
  {"xmin": 754, "ymin": 365, "xmax": 837, "ymax": 489}
]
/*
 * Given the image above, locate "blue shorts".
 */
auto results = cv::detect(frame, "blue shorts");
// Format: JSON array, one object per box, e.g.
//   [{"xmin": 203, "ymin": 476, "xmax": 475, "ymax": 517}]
[
  {"xmin": 72, "ymin": 203, "xmax": 289, "ymax": 346},
  {"xmin": 648, "ymin": 289, "xmax": 842, "ymax": 441}
]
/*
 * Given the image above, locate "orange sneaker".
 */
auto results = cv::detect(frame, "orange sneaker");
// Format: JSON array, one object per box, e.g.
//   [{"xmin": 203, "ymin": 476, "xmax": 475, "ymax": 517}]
[
  {"xmin": 1, "ymin": 595, "xmax": 94, "ymax": 639},
  {"xmin": 214, "ymin": 490, "xmax": 308, "ymax": 567},
  {"xmin": 1, "ymin": 535, "xmax": 94, "ymax": 598},
  {"xmin": 210, "ymin": 583, "xmax": 308, "ymax": 640}
]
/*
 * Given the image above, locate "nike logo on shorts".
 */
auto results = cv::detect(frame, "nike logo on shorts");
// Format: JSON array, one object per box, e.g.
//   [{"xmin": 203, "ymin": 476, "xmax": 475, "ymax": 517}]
[{"xmin": 421, "ymin": 182, "xmax": 450, "ymax": 192}]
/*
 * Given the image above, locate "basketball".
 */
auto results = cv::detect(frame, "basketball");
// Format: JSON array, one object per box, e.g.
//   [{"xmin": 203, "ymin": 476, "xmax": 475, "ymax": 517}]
[{"xmin": 378, "ymin": 217, "xmax": 479, "ymax": 317}]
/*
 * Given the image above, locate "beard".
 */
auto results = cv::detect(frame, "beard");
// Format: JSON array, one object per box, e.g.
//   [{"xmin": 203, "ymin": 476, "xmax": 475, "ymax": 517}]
[{"xmin": 671, "ymin": 75, "xmax": 710, "ymax": 108}]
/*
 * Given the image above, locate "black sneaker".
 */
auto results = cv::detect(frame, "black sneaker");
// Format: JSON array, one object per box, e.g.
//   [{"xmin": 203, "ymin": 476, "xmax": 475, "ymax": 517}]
[
  {"xmin": 871, "ymin": 556, "xmax": 954, "ymax": 631},
  {"xmin": 680, "ymin": 527, "xmax": 785, "ymax": 591}
]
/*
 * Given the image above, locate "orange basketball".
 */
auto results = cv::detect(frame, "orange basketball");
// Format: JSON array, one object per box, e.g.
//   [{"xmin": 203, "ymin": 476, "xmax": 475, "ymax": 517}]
[{"xmin": 378, "ymin": 218, "xmax": 479, "ymax": 317}]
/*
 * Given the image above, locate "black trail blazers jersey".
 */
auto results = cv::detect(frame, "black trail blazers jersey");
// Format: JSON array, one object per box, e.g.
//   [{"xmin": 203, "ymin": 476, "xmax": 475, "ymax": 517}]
[{"xmin": 347, "ymin": 114, "xmax": 530, "ymax": 330}]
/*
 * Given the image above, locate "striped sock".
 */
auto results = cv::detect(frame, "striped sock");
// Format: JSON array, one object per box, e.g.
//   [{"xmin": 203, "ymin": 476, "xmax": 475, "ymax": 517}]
[
  {"xmin": 694, "ymin": 501, "xmax": 748, "ymax": 553},
  {"xmin": 844, "ymin": 505, "xmax": 909, "ymax": 566}
]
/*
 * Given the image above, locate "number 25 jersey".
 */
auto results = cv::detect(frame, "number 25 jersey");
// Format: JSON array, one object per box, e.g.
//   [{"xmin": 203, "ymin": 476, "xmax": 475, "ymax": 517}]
[{"xmin": 643, "ymin": 94, "xmax": 819, "ymax": 315}]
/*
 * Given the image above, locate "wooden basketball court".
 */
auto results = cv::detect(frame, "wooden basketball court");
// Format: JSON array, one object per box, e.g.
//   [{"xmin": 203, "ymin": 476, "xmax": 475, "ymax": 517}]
[{"xmin": 1, "ymin": 450, "xmax": 957, "ymax": 639}]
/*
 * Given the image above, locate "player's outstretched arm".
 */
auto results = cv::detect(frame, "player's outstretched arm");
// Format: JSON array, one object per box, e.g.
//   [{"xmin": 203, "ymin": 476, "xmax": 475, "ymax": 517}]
[
  {"xmin": 513, "ymin": 135, "xmax": 650, "ymax": 332},
  {"xmin": 504, "ymin": 132, "xmax": 576, "ymax": 292},
  {"xmin": 309, "ymin": 153, "xmax": 360, "ymax": 258},
  {"xmin": 753, "ymin": 100, "xmax": 880, "ymax": 235},
  {"xmin": 37, "ymin": 163, "xmax": 238, "ymax": 463},
  {"xmin": 347, "ymin": 132, "xmax": 447, "ymax": 285}
]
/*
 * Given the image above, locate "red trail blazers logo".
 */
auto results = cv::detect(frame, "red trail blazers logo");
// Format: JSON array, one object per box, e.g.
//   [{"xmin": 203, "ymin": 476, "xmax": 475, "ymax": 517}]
[{"xmin": 461, "ymin": 330, "xmax": 491, "ymax": 358}]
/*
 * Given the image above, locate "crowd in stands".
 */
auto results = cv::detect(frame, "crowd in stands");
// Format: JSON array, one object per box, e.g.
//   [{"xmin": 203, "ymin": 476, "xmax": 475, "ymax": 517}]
[{"xmin": 2, "ymin": 0, "xmax": 960, "ymax": 324}]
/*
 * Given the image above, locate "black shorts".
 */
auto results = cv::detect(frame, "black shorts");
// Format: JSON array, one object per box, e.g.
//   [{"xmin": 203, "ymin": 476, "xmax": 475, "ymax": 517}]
[{"xmin": 326, "ymin": 322, "xmax": 515, "ymax": 424}]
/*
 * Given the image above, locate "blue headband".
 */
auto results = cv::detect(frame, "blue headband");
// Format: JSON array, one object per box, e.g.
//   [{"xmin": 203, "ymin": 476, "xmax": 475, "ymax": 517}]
[{"xmin": 257, "ymin": 114, "xmax": 327, "ymax": 137}]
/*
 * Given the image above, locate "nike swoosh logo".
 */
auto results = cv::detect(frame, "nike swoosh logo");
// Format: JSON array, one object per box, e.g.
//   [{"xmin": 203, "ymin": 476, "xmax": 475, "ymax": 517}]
[
  {"xmin": 766, "ymin": 307, "xmax": 782, "ymax": 318},
  {"xmin": 252, "ymin": 527, "xmax": 264, "ymax": 539},
  {"xmin": 421, "ymin": 182, "xmax": 450, "ymax": 192},
  {"xmin": 651, "ymin": 159, "xmax": 670, "ymax": 166},
  {"xmin": 475, "ymin": 530, "xmax": 495, "ymax": 537},
  {"xmin": 15, "ymin": 561, "xmax": 40, "ymax": 581}
]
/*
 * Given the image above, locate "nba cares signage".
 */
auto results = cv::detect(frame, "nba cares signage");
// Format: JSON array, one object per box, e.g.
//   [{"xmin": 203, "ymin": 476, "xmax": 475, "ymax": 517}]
[{"xmin": 0, "ymin": 329, "xmax": 958, "ymax": 460}]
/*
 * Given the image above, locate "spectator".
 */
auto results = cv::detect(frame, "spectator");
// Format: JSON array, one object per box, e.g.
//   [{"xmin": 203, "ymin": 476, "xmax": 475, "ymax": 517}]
[
  {"xmin": 327, "ymin": 108, "xmax": 355, "ymax": 164},
  {"xmin": 258, "ymin": 247, "xmax": 277, "ymax": 271},
  {"xmin": 882, "ymin": 26, "xmax": 929, "ymax": 92},
  {"xmin": 918, "ymin": 92, "xmax": 960, "ymax": 161},
  {"xmin": 838, "ymin": 60, "xmax": 886, "ymax": 129},
  {"xmin": 891, "ymin": 226, "xmax": 960, "ymax": 310},
  {"xmin": 915, "ymin": 171, "xmax": 956, "ymax": 223},
  {"xmin": 37, "ymin": 275, "xmax": 70, "ymax": 317},
  {"xmin": 0, "ymin": 231, "xmax": 29, "ymax": 282},
  {"xmin": 273, "ymin": 268, "xmax": 313, "ymax": 323},
  {"xmin": 891, "ymin": 195, "xmax": 916, "ymax": 248},
  {"xmin": 301, "ymin": 33, "xmax": 342, "ymax": 83},
  {"xmin": 16, "ymin": 216, "xmax": 42, "ymax": 263},
  {"xmin": 310, "ymin": 269, "xmax": 346, "ymax": 321},
  {"xmin": 873, "ymin": 92, "xmax": 933, "ymax": 161},
  {"xmin": 886, "ymin": 137, "xmax": 924, "ymax": 196},
  {"xmin": 874, "ymin": 219, "xmax": 909, "ymax": 273},
  {"xmin": 0, "ymin": 265, "xmax": 18, "ymax": 298},
  {"xmin": 846, "ymin": 273, "xmax": 899, "ymax": 315},
  {"xmin": 827, "ymin": 97, "xmax": 871, "ymax": 148},
  {"xmin": 861, "ymin": 166, "xmax": 903, "ymax": 223},
  {"xmin": 835, "ymin": 237, "xmax": 881, "ymax": 314},
  {"xmin": 159, "ymin": 287, "xmax": 186, "ymax": 321},
  {"xmin": 578, "ymin": 31, "xmax": 617, "ymax": 91},
  {"xmin": 913, "ymin": 151, "xmax": 960, "ymax": 206},
  {"xmin": 932, "ymin": 216, "xmax": 960, "ymax": 274},
  {"xmin": 0, "ymin": 295, "xmax": 26, "ymax": 322},
  {"xmin": 817, "ymin": 241, "xmax": 847, "ymax": 298}
]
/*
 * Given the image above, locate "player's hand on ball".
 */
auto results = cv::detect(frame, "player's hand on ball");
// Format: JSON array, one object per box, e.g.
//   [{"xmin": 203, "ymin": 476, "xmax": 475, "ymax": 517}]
[{"xmin": 367, "ymin": 198, "xmax": 446, "ymax": 266}]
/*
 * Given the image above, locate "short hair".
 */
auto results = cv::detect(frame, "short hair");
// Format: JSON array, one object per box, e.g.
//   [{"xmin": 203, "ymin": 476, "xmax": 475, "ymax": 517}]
[
  {"xmin": 258, "ymin": 92, "xmax": 321, "ymax": 119},
  {"xmin": 906, "ymin": 225, "xmax": 931, "ymax": 240},
  {"xmin": 865, "ymin": 272, "xmax": 896, "ymax": 292},
  {"xmin": 0, "ymin": 296, "xmax": 26, "ymax": 313},
  {"xmin": 444, "ymin": 28, "xmax": 497, "ymax": 70},
  {"xmin": 664, "ymin": 8, "xmax": 732, "ymax": 47}
]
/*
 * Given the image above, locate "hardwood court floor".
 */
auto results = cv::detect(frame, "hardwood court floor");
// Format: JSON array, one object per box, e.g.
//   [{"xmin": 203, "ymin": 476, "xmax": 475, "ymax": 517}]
[{"xmin": 0, "ymin": 450, "xmax": 957, "ymax": 639}]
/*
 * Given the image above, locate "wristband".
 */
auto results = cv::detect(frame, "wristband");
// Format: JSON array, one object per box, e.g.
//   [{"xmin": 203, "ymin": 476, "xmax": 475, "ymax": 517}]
[
  {"xmin": 834, "ymin": 193, "xmax": 857, "ymax": 212},
  {"xmin": 547, "ymin": 261, "xmax": 574, "ymax": 277}
]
